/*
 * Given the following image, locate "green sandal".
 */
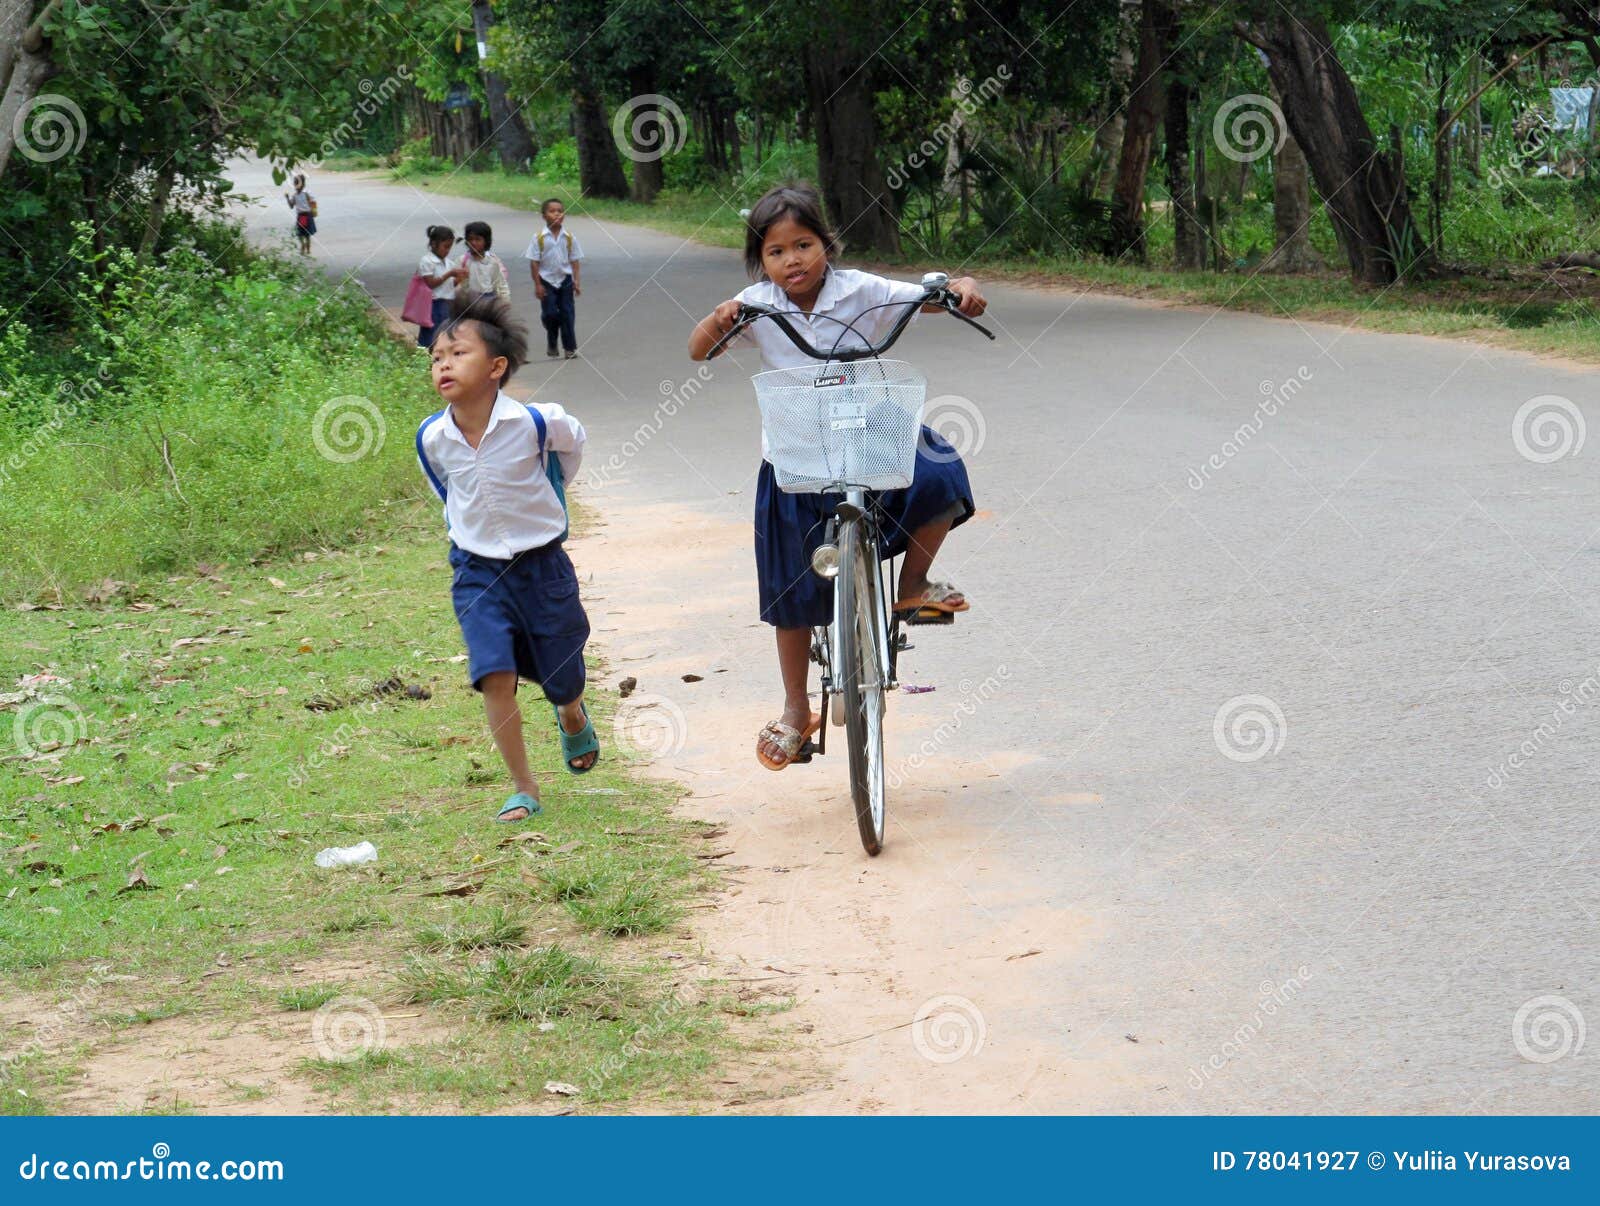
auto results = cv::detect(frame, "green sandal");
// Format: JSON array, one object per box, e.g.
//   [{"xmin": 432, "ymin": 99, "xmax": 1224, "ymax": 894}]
[
  {"xmin": 553, "ymin": 703, "xmax": 600, "ymax": 774},
  {"xmin": 496, "ymin": 792, "xmax": 541, "ymax": 823}
]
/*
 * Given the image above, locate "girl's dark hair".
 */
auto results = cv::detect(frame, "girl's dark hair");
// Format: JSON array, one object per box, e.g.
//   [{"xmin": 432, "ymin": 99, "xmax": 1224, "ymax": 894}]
[
  {"xmin": 292, "ymin": 173, "xmax": 306, "ymax": 188},
  {"xmin": 743, "ymin": 183, "xmax": 840, "ymax": 280},
  {"xmin": 426, "ymin": 224, "xmax": 454, "ymax": 247},
  {"xmin": 463, "ymin": 220, "xmax": 492, "ymax": 249},
  {"xmin": 438, "ymin": 294, "xmax": 528, "ymax": 384}
]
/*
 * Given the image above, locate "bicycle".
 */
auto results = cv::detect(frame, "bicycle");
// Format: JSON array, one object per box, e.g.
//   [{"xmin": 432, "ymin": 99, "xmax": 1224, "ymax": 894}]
[{"xmin": 706, "ymin": 272, "xmax": 994, "ymax": 855}]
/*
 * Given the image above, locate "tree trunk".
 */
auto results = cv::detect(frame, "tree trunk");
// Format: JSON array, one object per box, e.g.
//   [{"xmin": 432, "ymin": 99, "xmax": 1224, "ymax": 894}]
[
  {"xmin": 137, "ymin": 165, "xmax": 176, "ymax": 259},
  {"xmin": 1192, "ymin": 114, "xmax": 1214, "ymax": 270},
  {"xmin": 1467, "ymin": 53, "xmax": 1482, "ymax": 178},
  {"xmin": 1164, "ymin": 69, "xmax": 1200, "ymax": 270},
  {"xmin": 1110, "ymin": 0, "xmax": 1171, "ymax": 259},
  {"xmin": 571, "ymin": 65, "xmax": 627, "ymax": 199},
  {"xmin": 0, "ymin": 0, "xmax": 58, "ymax": 182},
  {"xmin": 1261, "ymin": 83, "xmax": 1322, "ymax": 273},
  {"xmin": 624, "ymin": 66, "xmax": 664, "ymax": 202},
  {"xmin": 1248, "ymin": 14, "xmax": 1426, "ymax": 284},
  {"xmin": 471, "ymin": 1, "xmax": 536, "ymax": 171},
  {"xmin": 804, "ymin": 36, "xmax": 898, "ymax": 255},
  {"xmin": 1091, "ymin": 0, "xmax": 1139, "ymax": 198}
]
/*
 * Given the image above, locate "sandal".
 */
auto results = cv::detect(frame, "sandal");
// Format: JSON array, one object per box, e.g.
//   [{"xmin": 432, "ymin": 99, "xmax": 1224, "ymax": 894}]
[
  {"xmin": 893, "ymin": 579, "xmax": 970, "ymax": 614},
  {"xmin": 553, "ymin": 702, "xmax": 600, "ymax": 774},
  {"xmin": 756, "ymin": 714, "xmax": 821, "ymax": 771},
  {"xmin": 496, "ymin": 792, "xmax": 542, "ymax": 823}
]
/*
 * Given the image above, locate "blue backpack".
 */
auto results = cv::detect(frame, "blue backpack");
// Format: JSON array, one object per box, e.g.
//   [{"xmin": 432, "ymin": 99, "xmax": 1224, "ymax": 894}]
[{"xmin": 416, "ymin": 403, "xmax": 569, "ymax": 543}]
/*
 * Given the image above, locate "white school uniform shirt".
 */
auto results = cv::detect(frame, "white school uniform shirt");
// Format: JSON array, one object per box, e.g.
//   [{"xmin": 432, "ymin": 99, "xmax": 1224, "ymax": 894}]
[
  {"xmin": 726, "ymin": 268, "xmax": 926, "ymax": 458},
  {"xmin": 523, "ymin": 224, "xmax": 584, "ymax": 288},
  {"xmin": 462, "ymin": 250, "xmax": 511, "ymax": 301},
  {"xmin": 419, "ymin": 249, "xmax": 463, "ymax": 300},
  {"xmin": 288, "ymin": 189, "xmax": 314, "ymax": 213},
  {"xmin": 417, "ymin": 392, "xmax": 586, "ymax": 559}
]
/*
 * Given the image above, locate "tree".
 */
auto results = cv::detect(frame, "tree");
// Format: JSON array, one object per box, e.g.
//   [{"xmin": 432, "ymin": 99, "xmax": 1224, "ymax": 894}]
[
  {"xmin": 1110, "ymin": 0, "xmax": 1173, "ymax": 258},
  {"xmin": 472, "ymin": 1, "xmax": 536, "ymax": 170},
  {"xmin": 0, "ymin": 0, "xmax": 60, "ymax": 181}
]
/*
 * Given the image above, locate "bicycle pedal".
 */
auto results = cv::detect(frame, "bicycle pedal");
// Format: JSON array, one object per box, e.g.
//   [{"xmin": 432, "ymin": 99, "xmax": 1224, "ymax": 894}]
[
  {"xmin": 790, "ymin": 740, "xmax": 818, "ymax": 764},
  {"xmin": 897, "ymin": 606, "xmax": 956, "ymax": 626}
]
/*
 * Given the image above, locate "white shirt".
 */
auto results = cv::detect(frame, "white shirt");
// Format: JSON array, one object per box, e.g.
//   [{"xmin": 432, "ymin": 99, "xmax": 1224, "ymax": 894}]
[
  {"xmin": 419, "ymin": 249, "xmax": 462, "ymax": 300},
  {"xmin": 417, "ymin": 392, "xmax": 586, "ymax": 559},
  {"xmin": 462, "ymin": 251, "xmax": 510, "ymax": 300},
  {"xmin": 288, "ymin": 189, "xmax": 314, "ymax": 213},
  {"xmin": 730, "ymin": 268, "xmax": 924, "ymax": 369},
  {"xmin": 523, "ymin": 225, "xmax": 584, "ymax": 287},
  {"xmin": 727, "ymin": 268, "xmax": 926, "ymax": 458}
]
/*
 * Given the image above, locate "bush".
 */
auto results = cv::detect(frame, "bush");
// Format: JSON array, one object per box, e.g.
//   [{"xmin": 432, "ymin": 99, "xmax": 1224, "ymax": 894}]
[{"xmin": 0, "ymin": 223, "xmax": 437, "ymax": 600}]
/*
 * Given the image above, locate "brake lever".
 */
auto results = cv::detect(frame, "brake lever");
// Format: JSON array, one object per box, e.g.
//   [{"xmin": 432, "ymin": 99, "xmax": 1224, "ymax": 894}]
[
  {"xmin": 706, "ymin": 304, "xmax": 759, "ymax": 359},
  {"xmin": 940, "ymin": 293, "xmax": 995, "ymax": 341}
]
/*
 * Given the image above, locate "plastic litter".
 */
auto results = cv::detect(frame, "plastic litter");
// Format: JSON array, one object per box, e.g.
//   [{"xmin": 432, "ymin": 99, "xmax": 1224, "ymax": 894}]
[{"xmin": 314, "ymin": 841, "xmax": 377, "ymax": 868}]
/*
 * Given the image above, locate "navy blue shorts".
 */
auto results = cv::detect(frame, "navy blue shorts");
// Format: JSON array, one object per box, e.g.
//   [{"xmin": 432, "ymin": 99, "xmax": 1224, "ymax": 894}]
[
  {"xmin": 448, "ymin": 541, "xmax": 590, "ymax": 703},
  {"xmin": 754, "ymin": 426, "xmax": 975, "ymax": 629}
]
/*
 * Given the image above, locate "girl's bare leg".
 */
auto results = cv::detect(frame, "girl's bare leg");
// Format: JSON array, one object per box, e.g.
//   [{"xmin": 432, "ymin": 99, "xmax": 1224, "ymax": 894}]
[
  {"xmin": 758, "ymin": 626, "xmax": 814, "ymax": 763},
  {"xmin": 896, "ymin": 515, "xmax": 965, "ymax": 605}
]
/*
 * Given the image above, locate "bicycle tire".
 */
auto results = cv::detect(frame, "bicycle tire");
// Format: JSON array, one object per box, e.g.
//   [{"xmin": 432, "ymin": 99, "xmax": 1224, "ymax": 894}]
[{"xmin": 837, "ymin": 519, "xmax": 887, "ymax": 855}]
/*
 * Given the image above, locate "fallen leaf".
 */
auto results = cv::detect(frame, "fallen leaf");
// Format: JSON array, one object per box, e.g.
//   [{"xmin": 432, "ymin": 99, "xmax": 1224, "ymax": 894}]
[
  {"xmin": 268, "ymin": 577, "xmax": 287, "ymax": 589},
  {"xmin": 617, "ymin": 676, "xmax": 637, "ymax": 698},
  {"xmin": 681, "ymin": 674, "xmax": 704, "ymax": 683},
  {"xmin": 1006, "ymin": 948, "xmax": 1042, "ymax": 962},
  {"xmin": 544, "ymin": 1081, "xmax": 580, "ymax": 1097},
  {"xmin": 118, "ymin": 869, "xmax": 157, "ymax": 894},
  {"xmin": 497, "ymin": 831, "xmax": 551, "ymax": 848}
]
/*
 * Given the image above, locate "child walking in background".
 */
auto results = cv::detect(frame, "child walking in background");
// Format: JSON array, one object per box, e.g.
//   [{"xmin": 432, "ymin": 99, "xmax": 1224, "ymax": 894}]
[
  {"xmin": 687, "ymin": 183, "xmax": 987, "ymax": 771},
  {"xmin": 284, "ymin": 173, "xmax": 316, "ymax": 255},
  {"xmin": 461, "ymin": 221, "xmax": 511, "ymax": 303},
  {"xmin": 416, "ymin": 225, "xmax": 469, "ymax": 349},
  {"xmin": 524, "ymin": 199, "xmax": 584, "ymax": 359},
  {"xmin": 416, "ymin": 294, "xmax": 599, "ymax": 822}
]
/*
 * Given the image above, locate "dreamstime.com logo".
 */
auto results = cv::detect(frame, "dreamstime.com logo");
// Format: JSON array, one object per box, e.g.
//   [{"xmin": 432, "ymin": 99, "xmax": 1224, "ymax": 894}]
[
  {"xmin": 612, "ymin": 692, "xmax": 688, "ymax": 758},
  {"xmin": 1213, "ymin": 93, "xmax": 1286, "ymax": 164},
  {"xmin": 13, "ymin": 93, "xmax": 87, "ymax": 163},
  {"xmin": 911, "ymin": 994, "xmax": 986, "ymax": 1064},
  {"xmin": 312, "ymin": 395, "xmax": 386, "ymax": 463},
  {"xmin": 1512, "ymin": 994, "xmax": 1586, "ymax": 1064},
  {"xmin": 12, "ymin": 696, "xmax": 87, "ymax": 758},
  {"xmin": 612, "ymin": 94, "xmax": 688, "ymax": 162},
  {"xmin": 1512, "ymin": 395, "xmax": 1585, "ymax": 463},
  {"xmin": 1212, "ymin": 694, "xmax": 1287, "ymax": 763},
  {"xmin": 311, "ymin": 996, "xmax": 387, "ymax": 1062},
  {"xmin": 16, "ymin": 1143, "xmax": 285, "ymax": 1182}
]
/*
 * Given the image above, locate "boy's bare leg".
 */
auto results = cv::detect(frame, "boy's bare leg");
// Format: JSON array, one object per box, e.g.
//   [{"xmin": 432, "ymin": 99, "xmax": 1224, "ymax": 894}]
[
  {"xmin": 481, "ymin": 671, "xmax": 538, "ymax": 817},
  {"xmin": 757, "ymin": 626, "xmax": 814, "ymax": 764},
  {"xmin": 555, "ymin": 694, "xmax": 597, "ymax": 770}
]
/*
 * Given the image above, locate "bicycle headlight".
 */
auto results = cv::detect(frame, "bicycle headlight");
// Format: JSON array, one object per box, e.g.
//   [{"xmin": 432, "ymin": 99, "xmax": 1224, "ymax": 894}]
[{"xmin": 810, "ymin": 543, "xmax": 841, "ymax": 579}]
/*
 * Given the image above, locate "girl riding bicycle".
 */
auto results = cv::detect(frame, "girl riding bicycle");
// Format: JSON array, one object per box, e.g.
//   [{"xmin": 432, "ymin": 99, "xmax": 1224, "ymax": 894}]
[{"xmin": 688, "ymin": 183, "xmax": 987, "ymax": 772}]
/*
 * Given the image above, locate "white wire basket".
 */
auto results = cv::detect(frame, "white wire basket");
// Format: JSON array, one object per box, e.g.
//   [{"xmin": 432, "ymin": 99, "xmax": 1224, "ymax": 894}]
[{"xmin": 754, "ymin": 359, "xmax": 927, "ymax": 493}]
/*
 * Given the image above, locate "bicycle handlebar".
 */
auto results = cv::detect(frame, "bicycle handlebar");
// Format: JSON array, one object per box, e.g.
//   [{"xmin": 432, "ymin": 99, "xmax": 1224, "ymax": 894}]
[{"xmin": 705, "ymin": 272, "xmax": 996, "ymax": 362}]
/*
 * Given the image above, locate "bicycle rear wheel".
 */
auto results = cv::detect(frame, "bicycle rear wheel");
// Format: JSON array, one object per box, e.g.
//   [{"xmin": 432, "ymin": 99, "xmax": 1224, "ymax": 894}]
[{"xmin": 837, "ymin": 518, "xmax": 887, "ymax": 855}]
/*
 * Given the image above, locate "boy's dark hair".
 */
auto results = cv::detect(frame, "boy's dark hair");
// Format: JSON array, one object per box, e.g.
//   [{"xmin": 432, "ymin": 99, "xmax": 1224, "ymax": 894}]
[
  {"xmin": 540, "ymin": 198, "xmax": 564, "ymax": 216},
  {"xmin": 743, "ymin": 183, "xmax": 841, "ymax": 280},
  {"xmin": 463, "ymin": 220, "xmax": 492, "ymax": 249},
  {"xmin": 426, "ymin": 224, "xmax": 454, "ymax": 247},
  {"xmin": 439, "ymin": 294, "xmax": 529, "ymax": 384}
]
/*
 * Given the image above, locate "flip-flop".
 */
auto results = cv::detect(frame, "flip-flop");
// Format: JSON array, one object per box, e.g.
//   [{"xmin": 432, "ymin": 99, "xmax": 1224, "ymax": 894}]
[
  {"xmin": 553, "ymin": 702, "xmax": 600, "ymax": 774},
  {"xmin": 756, "ymin": 714, "xmax": 822, "ymax": 771},
  {"xmin": 496, "ymin": 792, "xmax": 541, "ymax": 823},
  {"xmin": 893, "ymin": 579, "xmax": 970, "ymax": 614}
]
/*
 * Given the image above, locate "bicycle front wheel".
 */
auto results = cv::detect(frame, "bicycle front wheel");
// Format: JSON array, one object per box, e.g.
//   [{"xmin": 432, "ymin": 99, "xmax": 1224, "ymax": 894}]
[{"xmin": 837, "ymin": 518, "xmax": 887, "ymax": 855}]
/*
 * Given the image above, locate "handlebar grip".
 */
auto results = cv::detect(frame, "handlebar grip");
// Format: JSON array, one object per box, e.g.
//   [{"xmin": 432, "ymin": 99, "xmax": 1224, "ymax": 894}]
[
  {"xmin": 940, "ymin": 293, "xmax": 996, "ymax": 341},
  {"xmin": 705, "ymin": 303, "xmax": 760, "ymax": 359}
]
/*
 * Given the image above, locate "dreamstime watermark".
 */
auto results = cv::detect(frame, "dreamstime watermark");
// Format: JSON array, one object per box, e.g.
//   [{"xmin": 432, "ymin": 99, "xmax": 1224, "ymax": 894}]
[
  {"xmin": 919, "ymin": 394, "xmax": 986, "ymax": 463},
  {"xmin": 1485, "ymin": 663, "xmax": 1600, "ymax": 789},
  {"xmin": 586, "ymin": 365, "xmax": 714, "ymax": 488},
  {"xmin": 13, "ymin": 93, "xmax": 87, "ymax": 164},
  {"xmin": 1186, "ymin": 965, "xmax": 1313, "ymax": 1090},
  {"xmin": 1512, "ymin": 994, "xmax": 1585, "ymax": 1063},
  {"xmin": 0, "ymin": 969, "xmax": 109, "ymax": 1086},
  {"xmin": 885, "ymin": 68, "xmax": 1012, "ymax": 191},
  {"xmin": 911, "ymin": 994, "xmax": 986, "ymax": 1064},
  {"xmin": 611, "ymin": 94, "xmax": 688, "ymax": 163},
  {"xmin": 0, "ymin": 368, "xmax": 111, "ymax": 490},
  {"xmin": 886, "ymin": 666, "xmax": 1010, "ymax": 790},
  {"xmin": 1512, "ymin": 394, "xmax": 1584, "ymax": 463},
  {"xmin": 1213, "ymin": 93, "xmax": 1286, "ymax": 164},
  {"xmin": 312, "ymin": 395, "xmax": 386, "ymax": 463},
  {"xmin": 12, "ymin": 696, "xmax": 87, "ymax": 758},
  {"xmin": 1213, "ymin": 694, "xmax": 1287, "ymax": 763},
  {"xmin": 587, "ymin": 986, "xmax": 696, "ymax": 1094},
  {"xmin": 311, "ymin": 996, "xmax": 386, "ymax": 1062},
  {"xmin": 1187, "ymin": 367, "xmax": 1314, "ymax": 490},
  {"xmin": 613, "ymin": 692, "xmax": 688, "ymax": 758},
  {"xmin": 305, "ymin": 67, "xmax": 413, "ymax": 168}
]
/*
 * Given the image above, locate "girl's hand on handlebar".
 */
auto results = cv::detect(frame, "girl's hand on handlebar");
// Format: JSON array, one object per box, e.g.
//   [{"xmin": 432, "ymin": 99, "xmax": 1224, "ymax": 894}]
[
  {"xmin": 948, "ymin": 277, "xmax": 986, "ymax": 317},
  {"xmin": 712, "ymin": 298, "xmax": 743, "ymax": 333}
]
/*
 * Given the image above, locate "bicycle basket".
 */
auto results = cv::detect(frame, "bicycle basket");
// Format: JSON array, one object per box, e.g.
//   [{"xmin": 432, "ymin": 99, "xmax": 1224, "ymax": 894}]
[{"xmin": 753, "ymin": 359, "xmax": 927, "ymax": 493}]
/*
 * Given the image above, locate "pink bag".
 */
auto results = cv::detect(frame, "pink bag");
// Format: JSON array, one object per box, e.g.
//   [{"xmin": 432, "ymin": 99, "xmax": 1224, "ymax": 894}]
[{"xmin": 402, "ymin": 275, "xmax": 434, "ymax": 327}]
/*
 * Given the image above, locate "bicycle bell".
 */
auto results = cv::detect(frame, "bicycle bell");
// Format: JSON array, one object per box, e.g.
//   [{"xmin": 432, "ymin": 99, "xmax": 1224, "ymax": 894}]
[{"xmin": 920, "ymin": 271, "xmax": 949, "ymax": 290}]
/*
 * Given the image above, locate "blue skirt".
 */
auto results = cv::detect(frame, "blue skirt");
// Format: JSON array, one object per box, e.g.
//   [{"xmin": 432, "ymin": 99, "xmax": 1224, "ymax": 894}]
[{"xmin": 754, "ymin": 426, "xmax": 974, "ymax": 628}]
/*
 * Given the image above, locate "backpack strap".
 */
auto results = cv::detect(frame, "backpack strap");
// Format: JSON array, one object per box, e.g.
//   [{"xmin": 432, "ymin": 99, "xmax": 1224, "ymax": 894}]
[
  {"xmin": 524, "ymin": 404, "xmax": 569, "ymax": 542},
  {"xmin": 415, "ymin": 410, "xmax": 448, "ymax": 501}
]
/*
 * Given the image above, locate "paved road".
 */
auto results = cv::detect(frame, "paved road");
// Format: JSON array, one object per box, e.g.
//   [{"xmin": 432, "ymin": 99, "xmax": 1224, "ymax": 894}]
[{"xmin": 233, "ymin": 160, "xmax": 1598, "ymax": 1112}]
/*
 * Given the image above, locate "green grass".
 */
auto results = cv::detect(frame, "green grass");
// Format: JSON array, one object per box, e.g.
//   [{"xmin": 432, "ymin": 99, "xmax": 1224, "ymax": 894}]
[{"xmin": 0, "ymin": 511, "xmax": 735, "ymax": 1113}]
